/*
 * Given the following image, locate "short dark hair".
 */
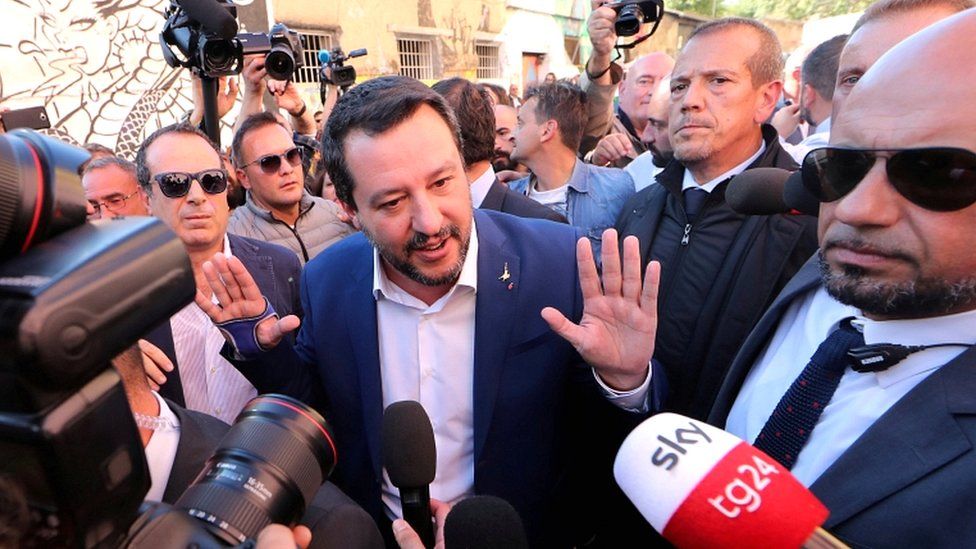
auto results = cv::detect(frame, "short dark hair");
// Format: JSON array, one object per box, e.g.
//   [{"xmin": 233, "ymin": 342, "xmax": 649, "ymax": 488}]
[
  {"xmin": 479, "ymin": 82, "xmax": 511, "ymax": 106},
  {"xmin": 854, "ymin": 0, "xmax": 974, "ymax": 31},
  {"xmin": 321, "ymin": 76, "xmax": 462, "ymax": 210},
  {"xmin": 688, "ymin": 17, "xmax": 784, "ymax": 87},
  {"xmin": 523, "ymin": 82, "xmax": 587, "ymax": 152},
  {"xmin": 801, "ymin": 34, "xmax": 847, "ymax": 101},
  {"xmin": 231, "ymin": 111, "xmax": 289, "ymax": 168},
  {"xmin": 82, "ymin": 155, "xmax": 137, "ymax": 181},
  {"xmin": 432, "ymin": 78, "xmax": 496, "ymax": 165},
  {"xmin": 134, "ymin": 123, "xmax": 220, "ymax": 195}
]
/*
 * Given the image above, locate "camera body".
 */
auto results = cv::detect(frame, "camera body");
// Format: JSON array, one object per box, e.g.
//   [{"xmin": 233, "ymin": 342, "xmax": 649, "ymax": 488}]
[
  {"xmin": 238, "ymin": 23, "xmax": 305, "ymax": 81},
  {"xmin": 610, "ymin": 0, "xmax": 665, "ymax": 37},
  {"xmin": 321, "ymin": 47, "xmax": 368, "ymax": 90}
]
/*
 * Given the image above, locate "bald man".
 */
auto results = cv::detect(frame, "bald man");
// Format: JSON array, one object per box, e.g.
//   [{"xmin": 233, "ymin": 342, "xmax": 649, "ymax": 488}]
[{"xmin": 710, "ymin": 9, "xmax": 976, "ymax": 546}]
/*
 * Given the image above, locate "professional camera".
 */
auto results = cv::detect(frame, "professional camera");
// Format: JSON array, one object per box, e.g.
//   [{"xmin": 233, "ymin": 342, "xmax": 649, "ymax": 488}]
[
  {"xmin": 238, "ymin": 23, "xmax": 305, "ymax": 81},
  {"xmin": 609, "ymin": 0, "xmax": 665, "ymax": 37},
  {"xmin": 161, "ymin": 1, "xmax": 303, "ymax": 80},
  {"xmin": 0, "ymin": 131, "xmax": 336, "ymax": 547},
  {"xmin": 320, "ymin": 47, "xmax": 368, "ymax": 90}
]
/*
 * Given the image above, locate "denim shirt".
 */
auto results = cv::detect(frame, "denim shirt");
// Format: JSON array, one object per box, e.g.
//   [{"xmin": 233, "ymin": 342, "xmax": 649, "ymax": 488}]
[{"xmin": 511, "ymin": 158, "xmax": 635, "ymax": 259}]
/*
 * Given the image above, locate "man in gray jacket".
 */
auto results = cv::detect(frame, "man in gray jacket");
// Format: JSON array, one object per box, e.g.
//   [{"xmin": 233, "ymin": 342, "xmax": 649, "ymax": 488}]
[{"xmin": 229, "ymin": 112, "xmax": 354, "ymax": 264}]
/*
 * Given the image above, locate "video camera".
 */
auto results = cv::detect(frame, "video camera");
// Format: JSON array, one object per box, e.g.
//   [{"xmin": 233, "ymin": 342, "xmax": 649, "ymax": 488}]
[
  {"xmin": 0, "ymin": 131, "xmax": 336, "ymax": 547},
  {"xmin": 319, "ymin": 47, "xmax": 368, "ymax": 90},
  {"xmin": 160, "ymin": 0, "xmax": 304, "ymax": 81}
]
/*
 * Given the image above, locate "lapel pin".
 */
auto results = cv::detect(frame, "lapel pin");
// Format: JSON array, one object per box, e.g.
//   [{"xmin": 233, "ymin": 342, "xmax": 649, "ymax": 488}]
[{"xmin": 499, "ymin": 262, "xmax": 511, "ymax": 282}]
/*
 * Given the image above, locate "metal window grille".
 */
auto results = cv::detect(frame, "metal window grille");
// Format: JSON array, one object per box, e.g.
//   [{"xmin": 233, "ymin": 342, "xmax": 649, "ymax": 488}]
[
  {"xmin": 295, "ymin": 32, "xmax": 335, "ymax": 84},
  {"xmin": 475, "ymin": 42, "xmax": 501, "ymax": 80},
  {"xmin": 397, "ymin": 37, "xmax": 434, "ymax": 80}
]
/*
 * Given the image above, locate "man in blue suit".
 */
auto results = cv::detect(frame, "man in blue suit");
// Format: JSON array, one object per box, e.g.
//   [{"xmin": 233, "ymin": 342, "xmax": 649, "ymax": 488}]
[
  {"xmin": 196, "ymin": 76, "xmax": 663, "ymax": 546},
  {"xmin": 710, "ymin": 8, "xmax": 976, "ymax": 546}
]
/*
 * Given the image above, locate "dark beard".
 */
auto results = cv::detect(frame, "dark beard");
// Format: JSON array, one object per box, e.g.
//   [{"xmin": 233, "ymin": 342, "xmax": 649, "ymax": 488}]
[
  {"xmin": 362, "ymin": 223, "xmax": 469, "ymax": 287},
  {"xmin": 818, "ymin": 251, "xmax": 976, "ymax": 318},
  {"xmin": 492, "ymin": 153, "xmax": 518, "ymax": 172}
]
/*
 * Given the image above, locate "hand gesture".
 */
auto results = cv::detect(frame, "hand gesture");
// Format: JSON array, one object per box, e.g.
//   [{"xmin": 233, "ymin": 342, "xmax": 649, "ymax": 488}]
[
  {"xmin": 543, "ymin": 229, "xmax": 660, "ymax": 391},
  {"xmin": 195, "ymin": 253, "xmax": 301, "ymax": 349},
  {"xmin": 592, "ymin": 133, "xmax": 636, "ymax": 166},
  {"xmin": 588, "ymin": 0, "xmax": 618, "ymax": 57}
]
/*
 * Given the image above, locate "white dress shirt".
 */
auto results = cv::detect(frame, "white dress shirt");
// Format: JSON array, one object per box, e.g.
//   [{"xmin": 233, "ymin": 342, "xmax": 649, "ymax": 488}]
[
  {"xmin": 682, "ymin": 141, "xmax": 766, "ymax": 193},
  {"xmin": 624, "ymin": 151, "xmax": 665, "ymax": 192},
  {"xmin": 143, "ymin": 391, "xmax": 181, "ymax": 502},
  {"xmin": 782, "ymin": 117, "xmax": 831, "ymax": 163},
  {"xmin": 170, "ymin": 236, "xmax": 257, "ymax": 424},
  {"xmin": 727, "ymin": 286, "xmax": 976, "ymax": 486},
  {"xmin": 469, "ymin": 166, "xmax": 495, "ymax": 208},
  {"xmin": 375, "ymin": 224, "xmax": 480, "ymax": 518}
]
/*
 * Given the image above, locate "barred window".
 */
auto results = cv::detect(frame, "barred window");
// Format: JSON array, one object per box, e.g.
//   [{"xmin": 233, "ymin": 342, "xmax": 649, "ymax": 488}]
[
  {"xmin": 295, "ymin": 31, "xmax": 335, "ymax": 84},
  {"xmin": 475, "ymin": 42, "xmax": 501, "ymax": 80},
  {"xmin": 397, "ymin": 37, "xmax": 434, "ymax": 80}
]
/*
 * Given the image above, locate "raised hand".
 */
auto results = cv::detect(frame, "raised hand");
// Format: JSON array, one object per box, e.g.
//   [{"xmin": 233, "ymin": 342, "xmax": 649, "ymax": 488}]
[
  {"xmin": 195, "ymin": 252, "xmax": 301, "ymax": 350},
  {"xmin": 542, "ymin": 229, "xmax": 660, "ymax": 391}
]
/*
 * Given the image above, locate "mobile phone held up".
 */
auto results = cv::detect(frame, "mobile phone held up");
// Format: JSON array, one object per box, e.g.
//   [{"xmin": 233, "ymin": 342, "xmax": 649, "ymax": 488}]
[{"xmin": 1, "ymin": 106, "xmax": 51, "ymax": 131}]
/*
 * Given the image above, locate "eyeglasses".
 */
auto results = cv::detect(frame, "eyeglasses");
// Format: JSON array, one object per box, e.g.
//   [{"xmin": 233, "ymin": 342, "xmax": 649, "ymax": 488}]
[
  {"xmin": 802, "ymin": 147, "xmax": 976, "ymax": 212},
  {"xmin": 152, "ymin": 169, "xmax": 229, "ymax": 198},
  {"xmin": 240, "ymin": 147, "xmax": 303, "ymax": 174},
  {"xmin": 88, "ymin": 189, "xmax": 141, "ymax": 216}
]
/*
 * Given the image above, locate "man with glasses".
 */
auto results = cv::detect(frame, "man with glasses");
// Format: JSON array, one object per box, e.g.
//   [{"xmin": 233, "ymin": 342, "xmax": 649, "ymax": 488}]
[
  {"xmin": 709, "ymin": 9, "xmax": 976, "ymax": 545},
  {"xmin": 83, "ymin": 156, "xmax": 148, "ymax": 219},
  {"xmin": 135, "ymin": 123, "xmax": 303, "ymax": 424},
  {"xmin": 228, "ymin": 112, "xmax": 354, "ymax": 265}
]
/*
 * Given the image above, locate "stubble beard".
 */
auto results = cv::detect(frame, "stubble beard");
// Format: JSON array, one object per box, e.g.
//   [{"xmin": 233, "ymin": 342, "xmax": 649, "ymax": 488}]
[{"xmin": 363, "ymin": 223, "xmax": 470, "ymax": 288}]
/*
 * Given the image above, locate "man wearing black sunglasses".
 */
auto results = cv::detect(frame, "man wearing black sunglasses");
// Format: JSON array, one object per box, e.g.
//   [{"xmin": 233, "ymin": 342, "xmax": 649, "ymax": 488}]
[
  {"xmin": 709, "ymin": 9, "xmax": 976, "ymax": 546},
  {"xmin": 228, "ymin": 112, "xmax": 354, "ymax": 265},
  {"xmin": 133, "ymin": 122, "xmax": 303, "ymax": 426}
]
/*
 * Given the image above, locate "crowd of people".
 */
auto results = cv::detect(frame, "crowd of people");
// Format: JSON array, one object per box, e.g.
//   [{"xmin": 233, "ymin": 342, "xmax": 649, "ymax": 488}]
[{"xmin": 4, "ymin": 0, "xmax": 976, "ymax": 546}]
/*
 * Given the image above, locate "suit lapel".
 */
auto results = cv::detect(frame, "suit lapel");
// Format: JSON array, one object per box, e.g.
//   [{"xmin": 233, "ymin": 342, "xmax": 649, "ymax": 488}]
[
  {"xmin": 479, "ymin": 180, "xmax": 506, "ymax": 211},
  {"xmin": 472, "ymin": 211, "xmax": 520, "ymax": 461},
  {"xmin": 813, "ymin": 346, "xmax": 976, "ymax": 527},
  {"xmin": 345, "ymin": 246, "xmax": 384, "ymax": 479}
]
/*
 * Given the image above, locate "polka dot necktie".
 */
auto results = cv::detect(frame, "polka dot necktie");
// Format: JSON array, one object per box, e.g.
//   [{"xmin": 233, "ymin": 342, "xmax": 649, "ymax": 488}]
[{"xmin": 753, "ymin": 319, "xmax": 864, "ymax": 470}]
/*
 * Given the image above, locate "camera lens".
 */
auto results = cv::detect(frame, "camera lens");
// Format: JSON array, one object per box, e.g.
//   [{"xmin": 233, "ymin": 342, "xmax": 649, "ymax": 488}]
[
  {"xmin": 175, "ymin": 395, "xmax": 337, "ymax": 544},
  {"xmin": 203, "ymin": 38, "xmax": 240, "ymax": 76},
  {"xmin": 615, "ymin": 4, "xmax": 644, "ymax": 37},
  {"xmin": 0, "ymin": 130, "xmax": 89, "ymax": 259},
  {"xmin": 265, "ymin": 46, "xmax": 296, "ymax": 81}
]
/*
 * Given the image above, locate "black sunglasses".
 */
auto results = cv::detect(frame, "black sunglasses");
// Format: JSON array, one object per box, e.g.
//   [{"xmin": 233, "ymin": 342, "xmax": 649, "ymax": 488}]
[
  {"xmin": 801, "ymin": 147, "xmax": 976, "ymax": 212},
  {"xmin": 152, "ymin": 169, "xmax": 229, "ymax": 198},
  {"xmin": 240, "ymin": 147, "xmax": 303, "ymax": 174}
]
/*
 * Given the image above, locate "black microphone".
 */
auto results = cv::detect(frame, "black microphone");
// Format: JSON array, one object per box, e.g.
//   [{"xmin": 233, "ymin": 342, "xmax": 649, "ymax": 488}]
[
  {"xmin": 383, "ymin": 400, "xmax": 436, "ymax": 548},
  {"xmin": 179, "ymin": 0, "xmax": 238, "ymax": 39},
  {"xmin": 727, "ymin": 168, "xmax": 821, "ymax": 217},
  {"xmin": 443, "ymin": 496, "xmax": 529, "ymax": 549}
]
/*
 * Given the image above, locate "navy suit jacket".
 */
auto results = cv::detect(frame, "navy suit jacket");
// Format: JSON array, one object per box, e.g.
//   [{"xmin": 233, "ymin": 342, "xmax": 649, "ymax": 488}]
[
  {"xmin": 235, "ymin": 209, "xmax": 658, "ymax": 546},
  {"xmin": 480, "ymin": 178, "xmax": 568, "ymax": 223},
  {"xmin": 147, "ymin": 234, "xmax": 302, "ymax": 407},
  {"xmin": 709, "ymin": 257, "xmax": 976, "ymax": 547}
]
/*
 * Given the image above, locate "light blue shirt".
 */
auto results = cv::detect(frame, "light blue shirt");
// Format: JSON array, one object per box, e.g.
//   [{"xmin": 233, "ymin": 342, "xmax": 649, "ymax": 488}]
[{"xmin": 727, "ymin": 285, "xmax": 976, "ymax": 486}]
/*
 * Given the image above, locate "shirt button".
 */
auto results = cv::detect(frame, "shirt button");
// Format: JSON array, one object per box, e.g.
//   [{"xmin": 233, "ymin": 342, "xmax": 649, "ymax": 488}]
[
  {"xmin": 214, "ymin": 407, "xmax": 222, "ymax": 415},
  {"xmin": 210, "ymin": 366, "xmax": 217, "ymax": 374}
]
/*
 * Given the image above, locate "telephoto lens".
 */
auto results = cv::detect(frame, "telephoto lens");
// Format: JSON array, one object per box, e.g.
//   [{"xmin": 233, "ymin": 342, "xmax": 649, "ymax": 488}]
[{"xmin": 175, "ymin": 395, "xmax": 337, "ymax": 544}]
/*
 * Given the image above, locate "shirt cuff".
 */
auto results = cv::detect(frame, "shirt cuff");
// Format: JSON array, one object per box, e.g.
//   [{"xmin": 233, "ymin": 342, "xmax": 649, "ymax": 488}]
[{"xmin": 593, "ymin": 362, "xmax": 652, "ymax": 413}]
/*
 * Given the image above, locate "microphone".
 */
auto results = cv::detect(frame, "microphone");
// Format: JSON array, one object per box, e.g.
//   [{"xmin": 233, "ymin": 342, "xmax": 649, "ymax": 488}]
[
  {"xmin": 179, "ymin": 0, "xmax": 238, "ymax": 39},
  {"xmin": 383, "ymin": 400, "xmax": 436, "ymax": 548},
  {"xmin": 443, "ymin": 496, "xmax": 529, "ymax": 549},
  {"xmin": 614, "ymin": 413, "xmax": 848, "ymax": 549},
  {"xmin": 727, "ymin": 168, "xmax": 820, "ymax": 217},
  {"xmin": 318, "ymin": 50, "xmax": 332, "ymax": 64}
]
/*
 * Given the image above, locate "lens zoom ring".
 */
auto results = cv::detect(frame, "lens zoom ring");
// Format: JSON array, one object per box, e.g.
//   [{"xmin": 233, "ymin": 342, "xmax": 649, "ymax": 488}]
[
  {"xmin": 181, "ymin": 483, "xmax": 272, "ymax": 540},
  {"xmin": 0, "ymin": 139, "xmax": 23, "ymax": 247},
  {"xmin": 221, "ymin": 421, "xmax": 323, "ymax": 502}
]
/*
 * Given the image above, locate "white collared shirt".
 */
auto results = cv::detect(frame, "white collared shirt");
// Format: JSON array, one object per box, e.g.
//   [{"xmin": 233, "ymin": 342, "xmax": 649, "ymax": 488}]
[
  {"xmin": 170, "ymin": 235, "xmax": 256, "ymax": 424},
  {"xmin": 727, "ymin": 286, "xmax": 976, "ymax": 486},
  {"xmin": 374, "ymin": 223, "xmax": 480, "ymax": 518},
  {"xmin": 469, "ymin": 166, "xmax": 495, "ymax": 208},
  {"xmin": 143, "ymin": 391, "xmax": 182, "ymax": 502},
  {"xmin": 681, "ymin": 141, "xmax": 767, "ymax": 193}
]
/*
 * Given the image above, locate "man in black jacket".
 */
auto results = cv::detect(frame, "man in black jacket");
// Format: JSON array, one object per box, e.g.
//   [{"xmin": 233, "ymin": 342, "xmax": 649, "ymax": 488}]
[
  {"xmin": 432, "ymin": 77, "xmax": 567, "ymax": 223},
  {"xmin": 616, "ymin": 17, "xmax": 819, "ymax": 421}
]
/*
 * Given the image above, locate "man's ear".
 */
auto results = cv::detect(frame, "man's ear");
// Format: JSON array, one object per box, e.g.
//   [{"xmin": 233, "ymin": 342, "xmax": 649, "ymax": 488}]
[
  {"xmin": 236, "ymin": 168, "xmax": 252, "ymax": 190},
  {"xmin": 754, "ymin": 80, "xmax": 783, "ymax": 124},
  {"xmin": 141, "ymin": 188, "xmax": 152, "ymax": 215},
  {"xmin": 338, "ymin": 199, "xmax": 361, "ymax": 230},
  {"xmin": 540, "ymin": 119, "xmax": 559, "ymax": 144}
]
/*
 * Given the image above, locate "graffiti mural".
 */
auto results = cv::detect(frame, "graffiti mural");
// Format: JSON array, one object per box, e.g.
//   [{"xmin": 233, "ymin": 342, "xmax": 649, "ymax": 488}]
[{"xmin": 0, "ymin": 0, "xmax": 235, "ymax": 158}]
